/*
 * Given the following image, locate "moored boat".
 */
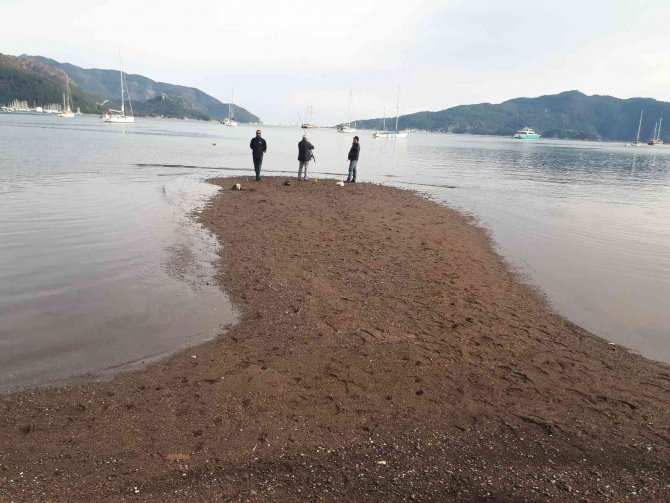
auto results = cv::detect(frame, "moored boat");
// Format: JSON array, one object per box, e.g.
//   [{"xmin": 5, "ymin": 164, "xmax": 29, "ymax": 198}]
[
  {"xmin": 374, "ymin": 86, "xmax": 408, "ymax": 139},
  {"xmin": 103, "ymin": 59, "xmax": 134, "ymax": 123},
  {"xmin": 300, "ymin": 103, "xmax": 318, "ymax": 129},
  {"xmin": 59, "ymin": 76, "xmax": 75, "ymax": 118},
  {"xmin": 337, "ymin": 90, "xmax": 357, "ymax": 133},
  {"xmin": 647, "ymin": 117, "xmax": 663, "ymax": 145},
  {"xmin": 221, "ymin": 92, "xmax": 237, "ymax": 126},
  {"xmin": 628, "ymin": 110, "xmax": 644, "ymax": 146},
  {"xmin": 337, "ymin": 124, "xmax": 358, "ymax": 133},
  {"xmin": 513, "ymin": 127, "xmax": 541, "ymax": 139}
]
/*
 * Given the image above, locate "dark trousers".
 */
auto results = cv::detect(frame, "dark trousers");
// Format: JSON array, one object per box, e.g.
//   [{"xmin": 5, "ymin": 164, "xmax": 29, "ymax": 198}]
[{"xmin": 253, "ymin": 155, "xmax": 263, "ymax": 180}]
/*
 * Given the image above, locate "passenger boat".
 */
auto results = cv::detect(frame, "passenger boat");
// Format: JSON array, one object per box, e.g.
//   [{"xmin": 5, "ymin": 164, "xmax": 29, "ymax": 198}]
[{"xmin": 513, "ymin": 127, "xmax": 541, "ymax": 139}]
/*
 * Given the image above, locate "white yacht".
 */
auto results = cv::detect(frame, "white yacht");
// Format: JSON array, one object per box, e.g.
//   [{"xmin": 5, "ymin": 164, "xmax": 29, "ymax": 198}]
[
  {"xmin": 374, "ymin": 86, "xmax": 408, "ymax": 138},
  {"xmin": 221, "ymin": 91, "xmax": 237, "ymax": 126},
  {"xmin": 103, "ymin": 60, "xmax": 134, "ymax": 123},
  {"xmin": 59, "ymin": 76, "xmax": 75, "ymax": 118},
  {"xmin": 337, "ymin": 90, "xmax": 357, "ymax": 133},
  {"xmin": 513, "ymin": 127, "xmax": 540, "ymax": 139},
  {"xmin": 629, "ymin": 110, "xmax": 644, "ymax": 146}
]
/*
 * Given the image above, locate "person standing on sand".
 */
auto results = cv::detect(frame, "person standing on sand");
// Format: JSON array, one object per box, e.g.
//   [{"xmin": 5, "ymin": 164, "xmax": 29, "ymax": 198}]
[
  {"xmin": 297, "ymin": 134, "xmax": 315, "ymax": 181},
  {"xmin": 249, "ymin": 129, "xmax": 267, "ymax": 181},
  {"xmin": 345, "ymin": 135, "xmax": 360, "ymax": 183}
]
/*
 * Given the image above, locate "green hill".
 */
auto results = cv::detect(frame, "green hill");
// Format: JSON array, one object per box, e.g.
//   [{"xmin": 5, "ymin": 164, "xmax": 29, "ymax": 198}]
[
  {"xmin": 355, "ymin": 91, "xmax": 669, "ymax": 142},
  {"xmin": 0, "ymin": 53, "xmax": 260, "ymax": 122},
  {"xmin": 20, "ymin": 55, "xmax": 259, "ymax": 123},
  {"xmin": 0, "ymin": 53, "xmax": 99, "ymax": 112}
]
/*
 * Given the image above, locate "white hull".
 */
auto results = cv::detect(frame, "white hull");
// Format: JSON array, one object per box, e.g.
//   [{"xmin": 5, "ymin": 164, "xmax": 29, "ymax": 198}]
[
  {"xmin": 222, "ymin": 118, "xmax": 238, "ymax": 126},
  {"xmin": 59, "ymin": 111, "xmax": 75, "ymax": 118},
  {"xmin": 104, "ymin": 115, "xmax": 134, "ymax": 123},
  {"xmin": 374, "ymin": 131, "xmax": 408, "ymax": 138},
  {"xmin": 338, "ymin": 125, "xmax": 357, "ymax": 133},
  {"xmin": 103, "ymin": 58, "xmax": 134, "ymax": 124}
]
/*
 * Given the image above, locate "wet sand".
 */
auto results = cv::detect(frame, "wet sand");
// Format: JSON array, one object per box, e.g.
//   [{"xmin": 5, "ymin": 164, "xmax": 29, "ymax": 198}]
[{"xmin": 1, "ymin": 177, "xmax": 669, "ymax": 501}]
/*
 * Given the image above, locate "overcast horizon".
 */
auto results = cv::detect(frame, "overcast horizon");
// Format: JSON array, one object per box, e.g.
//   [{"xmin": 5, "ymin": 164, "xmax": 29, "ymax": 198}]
[{"xmin": 3, "ymin": 0, "xmax": 670, "ymax": 125}]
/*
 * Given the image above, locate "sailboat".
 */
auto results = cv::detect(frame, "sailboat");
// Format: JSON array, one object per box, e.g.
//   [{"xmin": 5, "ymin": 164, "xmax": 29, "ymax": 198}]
[
  {"xmin": 629, "ymin": 110, "xmax": 644, "ymax": 146},
  {"xmin": 301, "ymin": 103, "xmax": 318, "ymax": 129},
  {"xmin": 59, "ymin": 75, "xmax": 75, "ymax": 118},
  {"xmin": 647, "ymin": 117, "xmax": 663, "ymax": 145},
  {"xmin": 103, "ymin": 59, "xmax": 134, "ymax": 123},
  {"xmin": 374, "ymin": 86, "xmax": 408, "ymax": 138},
  {"xmin": 221, "ymin": 91, "xmax": 238, "ymax": 126},
  {"xmin": 337, "ymin": 90, "xmax": 357, "ymax": 133}
]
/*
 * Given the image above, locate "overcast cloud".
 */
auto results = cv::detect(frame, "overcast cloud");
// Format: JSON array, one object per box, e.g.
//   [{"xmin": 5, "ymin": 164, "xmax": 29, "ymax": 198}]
[{"xmin": 2, "ymin": 0, "xmax": 669, "ymax": 124}]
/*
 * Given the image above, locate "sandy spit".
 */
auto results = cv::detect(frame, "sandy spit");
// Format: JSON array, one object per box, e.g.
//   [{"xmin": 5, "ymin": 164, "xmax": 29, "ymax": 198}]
[{"xmin": 1, "ymin": 176, "xmax": 669, "ymax": 502}]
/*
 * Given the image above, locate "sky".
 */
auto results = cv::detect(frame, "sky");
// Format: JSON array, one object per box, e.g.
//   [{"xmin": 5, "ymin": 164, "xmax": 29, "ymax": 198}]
[{"xmin": 2, "ymin": 0, "xmax": 670, "ymax": 124}]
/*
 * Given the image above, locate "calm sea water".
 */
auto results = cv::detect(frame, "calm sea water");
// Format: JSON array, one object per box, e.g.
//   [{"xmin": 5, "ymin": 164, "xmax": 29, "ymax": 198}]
[{"xmin": 1, "ymin": 114, "xmax": 669, "ymax": 391}]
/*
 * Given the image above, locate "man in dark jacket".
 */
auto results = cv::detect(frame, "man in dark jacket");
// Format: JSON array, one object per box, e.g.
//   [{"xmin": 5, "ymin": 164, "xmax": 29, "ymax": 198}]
[
  {"xmin": 297, "ymin": 134, "xmax": 315, "ymax": 180},
  {"xmin": 346, "ymin": 136, "xmax": 360, "ymax": 183},
  {"xmin": 249, "ymin": 129, "xmax": 267, "ymax": 181}
]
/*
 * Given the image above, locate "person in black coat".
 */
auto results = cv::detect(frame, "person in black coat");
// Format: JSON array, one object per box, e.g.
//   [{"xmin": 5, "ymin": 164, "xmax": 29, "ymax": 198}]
[
  {"xmin": 249, "ymin": 129, "xmax": 267, "ymax": 181},
  {"xmin": 297, "ymin": 135, "xmax": 315, "ymax": 180},
  {"xmin": 345, "ymin": 136, "xmax": 360, "ymax": 183}
]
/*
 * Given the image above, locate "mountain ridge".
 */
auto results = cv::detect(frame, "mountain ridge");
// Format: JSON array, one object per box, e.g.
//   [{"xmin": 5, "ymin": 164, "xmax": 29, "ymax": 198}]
[
  {"xmin": 355, "ymin": 90, "xmax": 669, "ymax": 142},
  {"xmin": 0, "ymin": 53, "xmax": 260, "ymax": 122}
]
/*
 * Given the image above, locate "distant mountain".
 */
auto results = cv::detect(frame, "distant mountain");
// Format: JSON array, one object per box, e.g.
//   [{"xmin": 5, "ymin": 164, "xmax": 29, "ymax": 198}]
[
  {"xmin": 355, "ymin": 91, "xmax": 670, "ymax": 142},
  {"xmin": 0, "ymin": 53, "xmax": 99, "ymax": 112},
  {"xmin": 1, "ymin": 53, "xmax": 260, "ymax": 122}
]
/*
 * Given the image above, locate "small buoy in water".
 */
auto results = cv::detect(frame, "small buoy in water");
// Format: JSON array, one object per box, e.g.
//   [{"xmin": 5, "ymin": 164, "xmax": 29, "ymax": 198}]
[
  {"xmin": 336, "ymin": 181, "xmax": 345, "ymax": 187},
  {"xmin": 211, "ymin": 140, "xmax": 217, "ymax": 146}
]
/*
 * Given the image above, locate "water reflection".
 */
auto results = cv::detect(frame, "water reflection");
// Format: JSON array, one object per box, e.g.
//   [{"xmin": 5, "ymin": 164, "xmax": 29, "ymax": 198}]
[{"xmin": 1, "ymin": 114, "xmax": 669, "ymax": 382}]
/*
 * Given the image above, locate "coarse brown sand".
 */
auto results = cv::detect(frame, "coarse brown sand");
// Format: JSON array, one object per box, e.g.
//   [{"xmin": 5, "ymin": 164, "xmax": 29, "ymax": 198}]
[{"xmin": 1, "ymin": 177, "xmax": 669, "ymax": 502}]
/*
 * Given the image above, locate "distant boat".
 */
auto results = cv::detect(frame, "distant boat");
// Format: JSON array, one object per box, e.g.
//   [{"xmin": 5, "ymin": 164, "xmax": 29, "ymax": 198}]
[
  {"xmin": 647, "ymin": 117, "xmax": 663, "ymax": 145},
  {"xmin": 301, "ymin": 103, "xmax": 318, "ymax": 129},
  {"xmin": 337, "ymin": 90, "xmax": 357, "ymax": 133},
  {"xmin": 513, "ymin": 127, "xmax": 540, "ymax": 139},
  {"xmin": 374, "ymin": 86, "xmax": 408, "ymax": 138},
  {"xmin": 59, "ymin": 76, "xmax": 75, "ymax": 118},
  {"xmin": 221, "ymin": 91, "xmax": 237, "ymax": 126},
  {"xmin": 103, "ymin": 59, "xmax": 134, "ymax": 123},
  {"xmin": 629, "ymin": 110, "xmax": 644, "ymax": 146}
]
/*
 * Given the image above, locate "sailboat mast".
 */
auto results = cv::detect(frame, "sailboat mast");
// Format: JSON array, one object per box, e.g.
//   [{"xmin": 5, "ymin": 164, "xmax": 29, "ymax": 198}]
[
  {"xmin": 119, "ymin": 58, "xmax": 125, "ymax": 116},
  {"xmin": 636, "ymin": 110, "xmax": 644, "ymax": 142},
  {"xmin": 395, "ymin": 86, "xmax": 400, "ymax": 132},
  {"xmin": 347, "ymin": 89, "xmax": 352, "ymax": 127},
  {"xmin": 658, "ymin": 117, "xmax": 663, "ymax": 140},
  {"xmin": 228, "ymin": 91, "xmax": 233, "ymax": 119}
]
